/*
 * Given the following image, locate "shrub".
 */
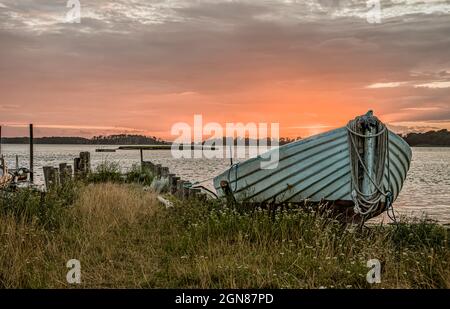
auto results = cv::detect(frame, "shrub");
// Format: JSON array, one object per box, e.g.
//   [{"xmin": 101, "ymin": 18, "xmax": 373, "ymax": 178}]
[
  {"xmin": 87, "ymin": 161, "xmax": 123, "ymax": 183},
  {"xmin": 125, "ymin": 164, "xmax": 154, "ymax": 186},
  {"xmin": 0, "ymin": 180, "xmax": 81, "ymax": 230}
]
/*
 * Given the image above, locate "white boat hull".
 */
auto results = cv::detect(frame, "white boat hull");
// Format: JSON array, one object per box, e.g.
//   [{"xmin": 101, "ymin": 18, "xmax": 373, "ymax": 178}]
[{"xmin": 213, "ymin": 127, "xmax": 412, "ymax": 206}]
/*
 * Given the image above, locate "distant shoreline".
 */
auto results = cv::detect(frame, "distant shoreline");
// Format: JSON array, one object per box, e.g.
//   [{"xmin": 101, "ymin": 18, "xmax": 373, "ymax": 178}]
[
  {"xmin": 1, "ymin": 143, "xmax": 450, "ymax": 148},
  {"xmin": 1, "ymin": 129, "xmax": 449, "ymax": 147}
]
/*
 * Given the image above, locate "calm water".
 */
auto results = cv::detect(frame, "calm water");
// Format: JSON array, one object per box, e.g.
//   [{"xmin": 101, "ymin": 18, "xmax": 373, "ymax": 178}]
[{"xmin": 1, "ymin": 145, "xmax": 450, "ymax": 223}]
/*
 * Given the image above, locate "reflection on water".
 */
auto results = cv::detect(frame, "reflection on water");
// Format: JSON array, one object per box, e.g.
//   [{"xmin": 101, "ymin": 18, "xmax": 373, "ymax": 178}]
[
  {"xmin": 390, "ymin": 147, "xmax": 450, "ymax": 223},
  {"xmin": 1, "ymin": 145, "xmax": 449, "ymax": 223}
]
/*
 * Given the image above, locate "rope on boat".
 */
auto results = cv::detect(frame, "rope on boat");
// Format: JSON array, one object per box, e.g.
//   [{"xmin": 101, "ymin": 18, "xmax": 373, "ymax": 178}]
[
  {"xmin": 189, "ymin": 176, "xmax": 219, "ymax": 198},
  {"xmin": 191, "ymin": 175, "xmax": 216, "ymax": 186},
  {"xmin": 193, "ymin": 185, "xmax": 218, "ymax": 198},
  {"xmin": 228, "ymin": 162, "xmax": 240, "ymax": 193},
  {"xmin": 189, "ymin": 159, "xmax": 241, "ymax": 200},
  {"xmin": 346, "ymin": 111, "xmax": 394, "ymax": 220}
]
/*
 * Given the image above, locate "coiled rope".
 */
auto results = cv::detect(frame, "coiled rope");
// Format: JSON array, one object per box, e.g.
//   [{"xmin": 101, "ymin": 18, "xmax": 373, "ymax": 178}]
[{"xmin": 346, "ymin": 112, "xmax": 393, "ymax": 219}]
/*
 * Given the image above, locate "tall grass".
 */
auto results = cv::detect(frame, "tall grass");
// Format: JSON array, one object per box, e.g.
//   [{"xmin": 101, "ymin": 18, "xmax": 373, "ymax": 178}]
[
  {"xmin": 86, "ymin": 161, "xmax": 123, "ymax": 183},
  {"xmin": 0, "ymin": 183, "xmax": 449, "ymax": 288},
  {"xmin": 87, "ymin": 161, "xmax": 155, "ymax": 186},
  {"xmin": 0, "ymin": 181, "xmax": 80, "ymax": 230},
  {"xmin": 125, "ymin": 164, "xmax": 155, "ymax": 186}
]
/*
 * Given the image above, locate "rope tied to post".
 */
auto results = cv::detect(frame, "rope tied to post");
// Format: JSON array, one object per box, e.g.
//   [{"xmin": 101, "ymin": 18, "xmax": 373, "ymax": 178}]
[{"xmin": 346, "ymin": 111, "xmax": 393, "ymax": 219}]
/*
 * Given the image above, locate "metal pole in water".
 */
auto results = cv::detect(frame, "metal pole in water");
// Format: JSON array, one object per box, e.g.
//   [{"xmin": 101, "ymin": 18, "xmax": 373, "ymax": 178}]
[
  {"xmin": 140, "ymin": 148, "xmax": 144, "ymax": 170},
  {"xmin": 0, "ymin": 125, "xmax": 3, "ymax": 176},
  {"xmin": 29, "ymin": 124, "xmax": 34, "ymax": 183}
]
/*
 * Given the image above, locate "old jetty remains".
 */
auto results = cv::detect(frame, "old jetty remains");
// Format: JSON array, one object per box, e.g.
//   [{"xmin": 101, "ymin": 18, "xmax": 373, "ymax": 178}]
[
  {"xmin": 42, "ymin": 151, "xmax": 90, "ymax": 189},
  {"xmin": 37, "ymin": 147, "xmax": 212, "ymax": 204}
]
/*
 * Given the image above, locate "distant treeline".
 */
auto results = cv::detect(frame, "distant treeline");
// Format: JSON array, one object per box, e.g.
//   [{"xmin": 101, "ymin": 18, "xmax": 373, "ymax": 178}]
[
  {"xmin": 401, "ymin": 129, "xmax": 450, "ymax": 147},
  {"xmin": 0, "ymin": 135, "xmax": 301, "ymax": 146},
  {"xmin": 201, "ymin": 137, "xmax": 302, "ymax": 146},
  {"xmin": 1, "ymin": 134, "xmax": 168, "ymax": 145},
  {"xmin": 2, "ymin": 130, "xmax": 449, "ymax": 146}
]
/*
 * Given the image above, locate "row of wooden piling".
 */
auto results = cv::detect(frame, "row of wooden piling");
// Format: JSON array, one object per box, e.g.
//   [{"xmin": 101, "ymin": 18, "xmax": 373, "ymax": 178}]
[
  {"xmin": 42, "ymin": 151, "xmax": 209, "ymax": 202},
  {"xmin": 43, "ymin": 152, "xmax": 91, "ymax": 189},
  {"xmin": 141, "ymin": 160, "xmax": 207, "ymax": 201}
]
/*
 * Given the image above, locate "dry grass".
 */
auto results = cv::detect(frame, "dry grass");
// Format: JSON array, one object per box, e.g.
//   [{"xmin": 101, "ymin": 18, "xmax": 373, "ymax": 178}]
[
  {"xmin": 0, "ymin": 183, "xmax": 159, "ymax": 288},
  {"xmin": 0, "ymin": 182, "xmax": 449, "ymax": 288}
]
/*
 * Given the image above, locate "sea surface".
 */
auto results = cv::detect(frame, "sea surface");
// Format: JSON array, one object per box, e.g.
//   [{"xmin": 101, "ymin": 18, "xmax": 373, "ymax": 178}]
[{"xmin": 1, "ymin": 145, "xmax": 449, "ymax": 224}]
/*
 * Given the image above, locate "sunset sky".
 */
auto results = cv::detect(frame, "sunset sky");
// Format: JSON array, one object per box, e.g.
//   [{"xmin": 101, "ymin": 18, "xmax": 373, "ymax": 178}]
[{"xmin": 0, "ymin": 0, "xmax": 449, "ymax": 140}]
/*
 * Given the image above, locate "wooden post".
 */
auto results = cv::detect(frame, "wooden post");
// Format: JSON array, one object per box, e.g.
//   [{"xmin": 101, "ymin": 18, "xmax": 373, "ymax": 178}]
[
  {"xmin": 0, "ymin": 125, "xmax": 2, "ymax": 156},
  {"xmin": 81, "ymin": 152, "xmax": 91, "ymax": 172},
  {"xmin": 142, "ymin": 161, "xmax": 154, "ymax": 173},
  {"xmin": 161, "ymin": 166, "xmax": 169, "ymax": 178},
  {"xmin": 139, "ymin": 149, "xmax": 144, "ymax": 173},
  {"xmin": 176, "ymin": 180, "xmax": 185, "ymax": 199},
  {"xmin": 149, "ymin": 161, "xmax": 156, "ymax": 173},
  {"xmin": 220, "ymin": 180, "xmax": 236, "ymax": 207},
  {"xmin": 182, "ymin": 181, "xmax": 192, "ymax": 199},
  {"xmin": 29, "ymin": 124, "xmax": 34, "ymax": 183},
  {"xmin": 50, "ymin": 167, "xmax": 59, "ymax": 188},
  {"xmin": 59, "ymin": 163, "xmax": 67, "ymax": 185},
  {"xmin": 79, "ymin": 152, "xmax": 91, "ymax": 178},
  {"xmin": 155, "ymin": 164, "xmax": 162, "ymax": 178},
  {"xmin": 66, "ymin": 165, "xmax": 73, "ymax": 180},
  {"xmin": 198, "ymin": 192, "xmax": 208, "ymax": 202},
  {"xmin": 43, "ymin": 166, "xmax": 50, "ymax": 189},
  {"xmin": 74, "ymin": 157, "xmax": 81, "ymax": 179},
  {"xmin": 0, "ymin": 156, "xmax": 5, "ymax": 177},
  {"xmin": 189, "ymin": 187, "xmax": 201, "ymax": 199},
  {"xmin": 15, "ymin": 155, "xmax": 19, "ymax": 170},
  {"xmin": 169, "ymin": 174, "xmax": 179, "ymax": 195},
  {"xmin": 43, "ymin": 166, "xmax": 59, "ymax": 190},
  {"xmin": 150, "ymin": 162, "xmax": 156, "ymax": 174}
]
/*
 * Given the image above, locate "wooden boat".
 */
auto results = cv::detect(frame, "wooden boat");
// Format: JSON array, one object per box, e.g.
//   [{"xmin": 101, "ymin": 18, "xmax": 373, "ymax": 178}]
[
  {"xmin": 213, "ymin": 111, "xmax": 412, "ymax": 220},
  {"xmin": 0, "ymin": 158, "xmax": 13, "ymax": 189}
]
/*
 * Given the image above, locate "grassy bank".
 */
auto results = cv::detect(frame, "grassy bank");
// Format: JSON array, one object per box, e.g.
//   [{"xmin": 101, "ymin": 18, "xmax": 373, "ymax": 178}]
[{"xmin": 0, "ymin": 181, "xmax": 449, "ymax": 288}]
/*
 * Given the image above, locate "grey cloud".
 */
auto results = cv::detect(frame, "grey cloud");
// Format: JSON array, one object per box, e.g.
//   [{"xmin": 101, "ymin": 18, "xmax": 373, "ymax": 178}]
[{"xmin": 0, "ymin": 0, "xmax": 449, "ymax": 125}]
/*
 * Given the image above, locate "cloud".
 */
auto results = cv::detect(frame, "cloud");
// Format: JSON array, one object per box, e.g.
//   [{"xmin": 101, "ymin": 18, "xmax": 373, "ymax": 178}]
[
  {"xmin": 387, "ymin": 123, "xmax": 445, "ymax": 134},
  {"xmin": 402, "ymin": 107, "xmax": 442, "ymax": 111},
  {"xmin": 367, "ymin": 82, "xmax": 407, "ymax": 89},
  {"xmin": 414, "ymin": 81, "xmax": 450, "ymax": 89},
  {"xmin": 0, "ymin": 0, "xmax": 449, "ymax": 137}
]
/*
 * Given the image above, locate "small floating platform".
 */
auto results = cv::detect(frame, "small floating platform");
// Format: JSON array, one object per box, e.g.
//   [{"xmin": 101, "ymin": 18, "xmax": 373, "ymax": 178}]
[
  {"xmin": 95, "ymin": 148, "xmax": 117, "ymax": 152},
  {"xmin": 118, "ymin": 145, "xmax": 217, "ymax": 150}
]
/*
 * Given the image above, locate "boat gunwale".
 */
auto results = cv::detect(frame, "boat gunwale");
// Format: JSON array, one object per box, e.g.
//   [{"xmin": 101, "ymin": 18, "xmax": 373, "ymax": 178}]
[
  {"xmin": 229, "ymin": 139, "xmax": 349, "ymax": 196},
  {"xmin": 214, "ymin": 128, "xmax": 348, "ymax": 188}
]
